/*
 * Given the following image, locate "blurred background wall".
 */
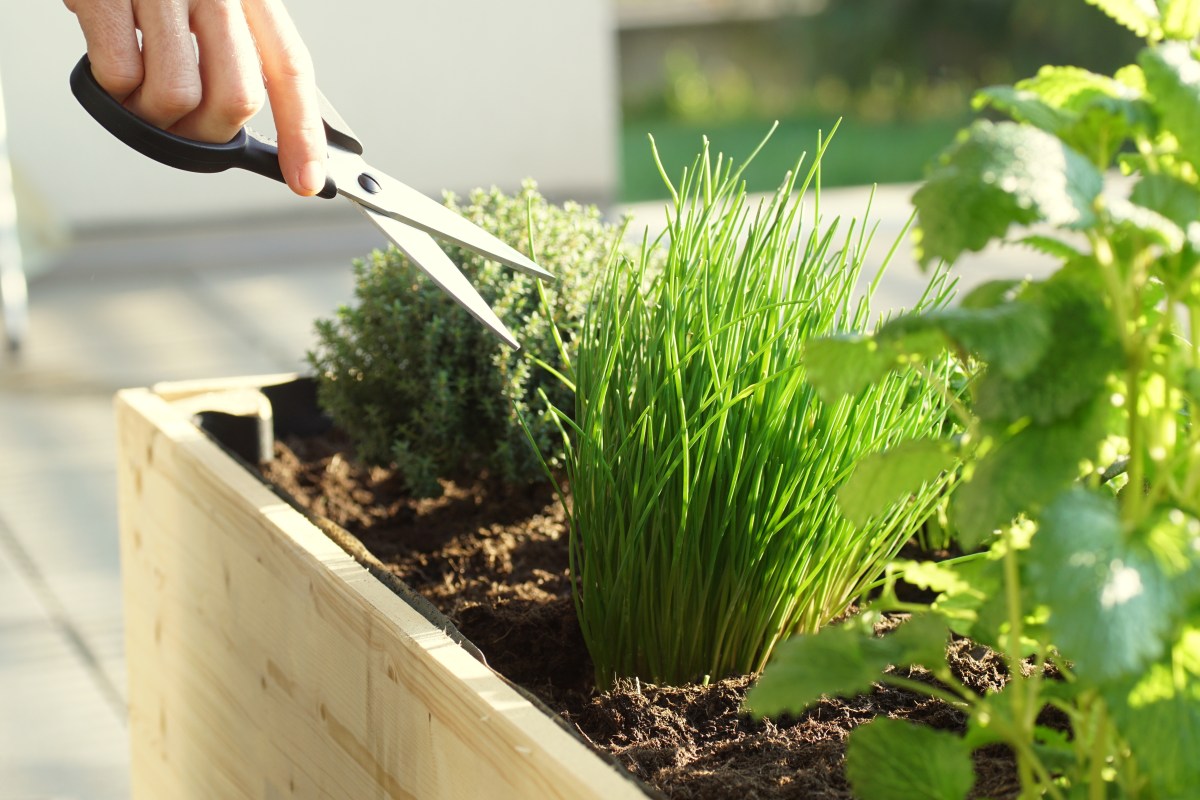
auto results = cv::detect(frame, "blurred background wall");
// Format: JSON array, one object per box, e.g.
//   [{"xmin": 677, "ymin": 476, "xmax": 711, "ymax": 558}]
[
  {"xmin": 615, "ymin": 0, "xmax": 1142, "ymax": 200},
  {"xmin": 0, "ymin": 0, "xmax": 617, "ymax": 250},
  {"xmin": 0, "ymin": 0, "xmax": 1146, "ymax": 267}
]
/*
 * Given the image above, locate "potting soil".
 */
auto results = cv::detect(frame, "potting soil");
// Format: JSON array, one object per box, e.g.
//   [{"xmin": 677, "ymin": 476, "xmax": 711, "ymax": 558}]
[{"xmin": 263, "ymin": 431, "xmax": 1026, "ymax": 799}]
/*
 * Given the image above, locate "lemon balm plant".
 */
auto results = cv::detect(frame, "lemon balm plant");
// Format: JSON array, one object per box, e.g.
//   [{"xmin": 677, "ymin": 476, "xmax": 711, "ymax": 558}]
[
  {"xmin": 536, "ymin": 132, "xmax": 957, "ymax": 688},
  {"xmin": 749, "ymin": 2, "xmax": 1200, "ymax": 798}
]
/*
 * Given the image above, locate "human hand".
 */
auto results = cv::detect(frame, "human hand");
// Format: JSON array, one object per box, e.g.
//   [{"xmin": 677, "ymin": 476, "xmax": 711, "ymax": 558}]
[{"xmin": 64, "ymin": 0, "xmax": 326, "ymax": 196}]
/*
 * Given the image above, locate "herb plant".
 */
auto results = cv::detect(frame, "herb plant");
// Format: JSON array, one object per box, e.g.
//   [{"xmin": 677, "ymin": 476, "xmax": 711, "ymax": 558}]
[
  {"xmin": 308, "ymin": 182, "xmax": 626, "ymax": 497},
  {"xmin": 748, "ymin": 2, "xmax": 1200, "ymax": 798},
  {"xmin": 538, "ymin": 132, "xmax": 956, "ymax": 688}
]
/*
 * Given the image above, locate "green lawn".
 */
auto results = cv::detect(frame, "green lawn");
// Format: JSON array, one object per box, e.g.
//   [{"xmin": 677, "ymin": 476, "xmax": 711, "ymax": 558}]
[{"xmin": 619, "ymin": 115, "xmax": 970, "ymax": 202}]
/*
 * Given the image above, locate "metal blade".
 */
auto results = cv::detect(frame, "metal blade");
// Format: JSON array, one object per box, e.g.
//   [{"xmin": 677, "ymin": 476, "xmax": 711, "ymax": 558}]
[
  {"xmin": 354, "ymin": 204, "xmax": 520, "ymax": 350},
  {"xmin": 317, "ymin": 89, "xmax": 364, "ymax": 156},
  {"xmin": 328, "ymin": 151, "xmax": 554, "ymax": 281}
]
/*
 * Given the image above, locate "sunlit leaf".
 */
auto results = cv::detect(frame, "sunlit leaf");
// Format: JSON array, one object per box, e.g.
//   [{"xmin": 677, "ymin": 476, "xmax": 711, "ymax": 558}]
[
  {"xmin": 913, "ymin": 121, "xmax": 1104, "ymax": 267},
  {"xmin": 846, "ymin": 718, "xmax": 975, "ymax": 800},
  {"xmin": 1026, "ymin": 489, "xmax": 1178, "ymax": 680},
  {"xmin": 952, "ymin": 396, "xmax": 1110, "ymax": 547},
  {"xmin": 1084, "ymin": 0, "xmax": 1163, "ymax": 39},
  {"xmin": 1106, "ymin": 628, "xmax": 1200, "ymax": 797},
  {"xmin": 1141, "ymin": 42, "xmax": 1200, "ymax": 169},
  {"xmin": 1130, "ymin": 173, "xmax": 1200, "ymax": 228},
  {"xmin": 973, "ymin": 272, "xmax": 1122, "ymax": 425},
  {"xmin": 839, "ymin": 439, "xmax": 959, "ymax": 527},
  {"xmin": 1162, "ymin": 0, "xmax": 1200, "ymax": 39},
  {"xmin": 803, "ymin": 328, "xmax": 945, "ymax": 401},
  {"xmin": 745, "ymin": 614, "xmax": 949, "ymax": 717}
]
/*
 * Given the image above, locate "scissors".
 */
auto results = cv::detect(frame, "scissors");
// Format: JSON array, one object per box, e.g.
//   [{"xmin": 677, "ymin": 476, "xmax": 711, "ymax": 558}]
[{"xmin": 69, "ymin": 55, "xmax": 552, "ymax": 350}]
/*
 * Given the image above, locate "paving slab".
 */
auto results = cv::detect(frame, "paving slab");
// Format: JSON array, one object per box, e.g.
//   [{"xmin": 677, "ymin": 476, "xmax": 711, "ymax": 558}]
[{"xmin": 0, "ymin": 621, "xmax": 129, "ymax": 800}]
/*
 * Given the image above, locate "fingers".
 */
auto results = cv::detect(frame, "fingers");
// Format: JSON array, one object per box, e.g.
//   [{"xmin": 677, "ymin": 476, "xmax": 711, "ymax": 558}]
[
  {"xmin": 64, "ymin": 0, "xmax": 143, "ymax": 100},
  {"xmin": 243, "ymin": 0, "xmax": 327, "ymax": 196},
  {"xmin": 121, "ymin": 0, "xmax": 201, "ymax": 129},
  {"xmin": 171, "ymin": 0, "xmax": 266, "ymax": 142},
  {"xmin": 66, "ymin": 0, "xmax": 324, "ymax": 197}
]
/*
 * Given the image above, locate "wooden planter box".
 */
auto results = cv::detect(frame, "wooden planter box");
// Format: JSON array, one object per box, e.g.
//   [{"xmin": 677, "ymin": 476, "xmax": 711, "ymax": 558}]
[{"xmin": 115, "ymin": 375, "xmax": 647, "ymax": 799}]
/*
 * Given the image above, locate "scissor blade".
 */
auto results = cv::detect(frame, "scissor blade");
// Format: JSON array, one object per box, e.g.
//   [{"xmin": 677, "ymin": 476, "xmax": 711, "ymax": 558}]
[
  {"xmin": 355, "ymin": 205, "xmax": 520, "ymax": 350},
  {"xmin": 328, "ymin": 153, "xmax": 554, "ymax": 282}
]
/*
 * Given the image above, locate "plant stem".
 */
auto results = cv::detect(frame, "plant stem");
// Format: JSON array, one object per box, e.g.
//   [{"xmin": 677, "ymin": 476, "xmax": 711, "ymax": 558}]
[
  {"xmin": 1001, "ymin": 529, "xmax": 1039, "ymax": 795},
  {"xmin": 1087, "ymin": 694, "xmax": 1108, "ymax": 800},
  {"xmin": 882, "ymin": 673, "xmax": 975, "ymax": 709}
]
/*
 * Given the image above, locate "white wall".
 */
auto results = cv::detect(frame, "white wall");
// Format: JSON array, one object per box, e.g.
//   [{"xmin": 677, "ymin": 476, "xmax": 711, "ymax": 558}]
[{"xmin": 0, "ymin": 0, "xmax": 617, "ymax": 233}]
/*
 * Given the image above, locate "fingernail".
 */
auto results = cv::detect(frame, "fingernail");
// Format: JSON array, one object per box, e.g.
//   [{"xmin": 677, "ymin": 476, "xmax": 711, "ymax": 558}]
[{"xmin": 297, "ymin": 160, "xmax": 324, "ymax": 195}]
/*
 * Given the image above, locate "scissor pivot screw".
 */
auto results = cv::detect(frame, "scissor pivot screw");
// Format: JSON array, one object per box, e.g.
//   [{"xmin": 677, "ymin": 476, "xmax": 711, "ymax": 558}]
[{"xmin": 358, "ymin": 173, "xmax": 383, "ymax": 194}]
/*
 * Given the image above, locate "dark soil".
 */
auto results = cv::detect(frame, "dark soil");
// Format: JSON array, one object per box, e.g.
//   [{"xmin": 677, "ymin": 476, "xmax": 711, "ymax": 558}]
[{"xmin": 262, "ymin": 432, "xmax": 1024, "ymax": 799}]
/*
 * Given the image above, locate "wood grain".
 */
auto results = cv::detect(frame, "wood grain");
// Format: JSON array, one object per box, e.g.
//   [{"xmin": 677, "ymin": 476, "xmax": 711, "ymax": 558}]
[{"xmin": 116, "ymin": 385, "xmax": 646, "ymax": 799}]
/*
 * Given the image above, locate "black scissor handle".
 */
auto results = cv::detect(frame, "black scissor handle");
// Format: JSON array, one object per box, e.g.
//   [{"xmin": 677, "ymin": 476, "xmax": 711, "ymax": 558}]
[{"xmin": 70, "ymin": 54, "xmax": 336, "ymax": 198}]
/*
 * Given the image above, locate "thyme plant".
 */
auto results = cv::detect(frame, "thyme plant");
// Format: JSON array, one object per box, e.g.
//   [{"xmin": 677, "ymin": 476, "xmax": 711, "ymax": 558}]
[
  {"xmin": 308, "ymin": 182, "xmax": 626, "ymax": 497},
  {"xmin": 749, "ymin": 2, "xmax": 1200, "ymax": 798},
  {"xmin": 539, "ymin": 133, "xmax": 956, "ymax": 688}
]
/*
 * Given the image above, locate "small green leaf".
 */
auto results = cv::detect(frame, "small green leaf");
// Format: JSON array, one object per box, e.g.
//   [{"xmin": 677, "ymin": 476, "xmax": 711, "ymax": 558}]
[
  {"xmin": 803, "ymin": 328, "xmax": 945, "ymax": 402},
  {"xmin": 952, "ymin": 396, "xmax": 1110, "ymax": 547},
  {"xmin": 1085, "ymin": 0, "xmax": 1163, "ymax": 39},
  {"xmin": 973, "ymin": 272, "xmax": 1122, "ymax": 425},
  {"xmin": 894, "ymin": 556, "xmax": 1003, "ymax": 638},
  {"xmin": 746, "ymin": 614, "xmax": 949, "ymax": 718},
  {"xmin": 913, "ymin": 121, "xmax": 1104, "ymax": 267},
  {"xmin": 1162, "ymin": 0, "xmax": 1200, "ymax": 39},
  {"xmin": 1106, "ymin": 195, "xmax": 1186, "ymax": 250},
  {"xmin": 846, "ymin": 718, "xmax": 975, "ymax": 800},
  {"xmin": 802, "ymin": 336, "xmax": 895, "ymax": 400},
  {"xmin": 959, "ymin": 279, "xmax": 1026, "ymax": 310},
  {"xmin": 1026, "ymin": 489, "xmax": 1177, "ymax": 681},
  {"xmin": 1017, "ymin": 234, "xmax": 1084, "ymax": 260},
  {"xmin": 889, "ymin": 301, "xmax": 1051, "ymax": 381},
  {"xmin": 1141, "ymin": 42, "xmax": 1200, "ymax": 169},
  {"xmin": 1106, "ymin": 628, "xmax": 1200, "ymax": 797},
  {"xmin": 838, "ymin": 439, "xmax": 959, "ymax": 527},
  {"xmin": 973, "ymin": 86, "xmax": 1072, "ymax": 133},
  {"xmin": 977, "ymin": 66, "xmax": 1151, "ymax": 163},
  {"xmin": 1130, "ymin": 173, "xmax": 1200, "ymax": 228}
]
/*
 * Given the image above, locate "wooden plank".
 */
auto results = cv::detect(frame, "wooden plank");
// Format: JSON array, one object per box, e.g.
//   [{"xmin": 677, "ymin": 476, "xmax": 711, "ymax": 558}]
[
  {"xmin": 151, "ymin": 373, "xmax": 299, "ymax": 402},
  {"xmin": 115, "ymin": 386, "xmax": 646, "ymax": 800}
]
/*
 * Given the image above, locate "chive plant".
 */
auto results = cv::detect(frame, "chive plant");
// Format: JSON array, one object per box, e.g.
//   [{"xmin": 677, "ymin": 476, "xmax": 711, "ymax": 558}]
[{"xmin": 539, "ymin": 133, "xmax": 957, "ymax": 688}]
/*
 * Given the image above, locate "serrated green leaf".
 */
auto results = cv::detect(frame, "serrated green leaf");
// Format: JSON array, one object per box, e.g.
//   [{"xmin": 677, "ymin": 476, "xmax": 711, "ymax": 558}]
[
  {"xmin": 1141, "ymin": 42, "xmax": 1200, "ymax": 169},
  {"xmin": 1085, "ymin": 0, "xmax": 1163, "ymax": 39},
  {"xmin": 1106, "ymin": 628, "xmax": 1200, "ymax": 797},
  {"xmin": 952, "ymin": 396, "xmax": 1110, "ymax": 547},
  {"xmin": 893, "ymin": 556, "xmax": 1002, "ymax": 638},
  {"xmin": 913, "ymin": 121, "xmax": 1104, "ymax": 268},
  {"xmin": 1017, "ymin": 234, "xmax": 1086, "ymax": 261},
  {"xmin": 893, "ymin": 559, "xmax": 973, "ymax": 595},
  {"xmin": 803, "ymin": 328, "xmax": 946, "ymax": 401},
  {"xmin": 1162, "ymin": 0, "xmax": 1200, "ymax": 39},
  {"xmin": 973, "ymin": 272, "xmax": 1122, "ymax": 425},
  {"xmin": 892, "ymin": 301, "xmax": 1051, "ymax": 381},
  {"xmin": 1019, "ymin": 65, "xmax": 1140, "ymax": 111},
  {"xmin": 846, "ymin": 718, "xmax": 975, "ymax": 800},
  {"xmin": 839, "ymin": 439, "xmax": 959, "ymax": 527},
  {"xmin": 1130, "ymin": 173, "xmax": 1200, "ymax": 229},
  {"xmin": 959, "ymin": 279, "xmax": 1026, "ymax": 310},
  {"xmin": 1183, "ymin": 367, "xmax": 1200, "ymax": 405},
  {"xmin": 981, "ymin": 66, "xmax": 1153, "ymax": 163},
  {"xmin": 1026, "ymin": 489, "xmax": 1177, "ymax": 681},
  {"xmin": 746, "ymin": 614, "xmax": 949, "ymax": 717},
  {"xmin": 1107, "ymin": 195, "xmax": 1186, "ymax": 250},
  {"xmin": 802, "ymin": 336, "xmax": 894, "ymax": 400},
  {"xmin": 973, "ymin": 86, "xmax": 1073, "ymax": 133}
]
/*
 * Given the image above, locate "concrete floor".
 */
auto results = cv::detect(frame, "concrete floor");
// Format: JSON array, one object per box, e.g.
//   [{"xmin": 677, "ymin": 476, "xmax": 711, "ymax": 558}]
[{"xmin": 0, "ymin": 185, "xmax": 1052, "ymax": 799}]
